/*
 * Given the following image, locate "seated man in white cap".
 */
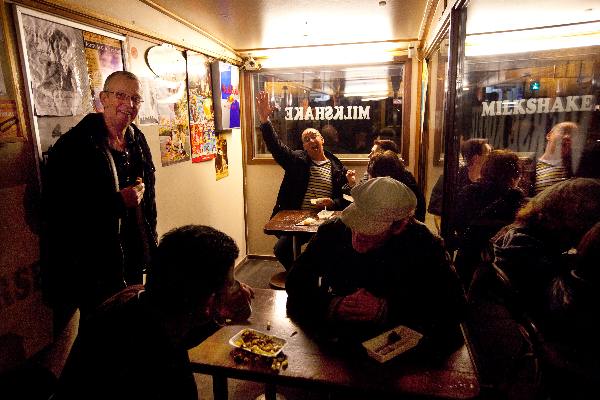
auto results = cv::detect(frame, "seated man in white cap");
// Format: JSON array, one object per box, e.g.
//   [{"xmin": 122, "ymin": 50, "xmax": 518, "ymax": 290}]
[{"xmin": 286, "ymin": 177, "xmax": 466, "ymax": 351}]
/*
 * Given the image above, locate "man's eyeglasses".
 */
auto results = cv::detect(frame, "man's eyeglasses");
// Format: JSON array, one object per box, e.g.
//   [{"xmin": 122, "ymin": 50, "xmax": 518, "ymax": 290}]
[
  {"xmin": 105, "ymin": 90, "xmax": 144, "ymax": 105},
  {"xmin": 302, "ymin": 134, "xmax": 322, "ymax": 143}
]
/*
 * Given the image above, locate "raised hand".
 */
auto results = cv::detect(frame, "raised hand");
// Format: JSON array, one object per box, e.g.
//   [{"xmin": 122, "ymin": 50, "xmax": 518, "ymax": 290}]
[{"xmin": 255, "ymin": 91, "xmax": 273, "ymax": 123}]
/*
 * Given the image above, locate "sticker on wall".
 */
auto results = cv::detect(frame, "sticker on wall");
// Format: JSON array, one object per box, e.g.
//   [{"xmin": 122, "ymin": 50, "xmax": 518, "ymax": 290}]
[
  {"xmin": 215, "ymin": 135, "xmax": 229, "ymax": 180},
  {"xmin": 187, "ymin": 50, "xmax": 216, "ymax": 162}
]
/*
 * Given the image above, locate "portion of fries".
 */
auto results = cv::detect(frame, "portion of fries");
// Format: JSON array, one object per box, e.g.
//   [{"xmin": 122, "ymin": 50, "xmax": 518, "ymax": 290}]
[{"xmin": 233, "ymin": 329, "xmax": 284, "ymax": 356}]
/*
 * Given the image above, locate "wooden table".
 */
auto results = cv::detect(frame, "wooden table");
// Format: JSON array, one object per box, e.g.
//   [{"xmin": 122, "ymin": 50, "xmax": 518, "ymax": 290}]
[
  {"xmin": 263, "ymin": 210, "xmax": 341, "ymax": 288},
  {"xmin": 188, "ymin": 289, "xmax": 480, "ymax": 400}
]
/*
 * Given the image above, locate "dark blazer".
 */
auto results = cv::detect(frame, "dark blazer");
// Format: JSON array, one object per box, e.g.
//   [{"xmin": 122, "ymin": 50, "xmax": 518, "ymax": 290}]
[{"xmin": 259, "ymin": 122, "xmax": 348, "ymax": 217}]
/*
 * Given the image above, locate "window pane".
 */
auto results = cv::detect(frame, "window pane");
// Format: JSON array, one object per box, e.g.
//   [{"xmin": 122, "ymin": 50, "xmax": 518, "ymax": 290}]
[
  {"xmin": 251, "ymin": 63, "xmax": 405, "ymax": 159},
  {"xmin": 459, "ymin": 23, "xmax": 600, "ymax": 195}
]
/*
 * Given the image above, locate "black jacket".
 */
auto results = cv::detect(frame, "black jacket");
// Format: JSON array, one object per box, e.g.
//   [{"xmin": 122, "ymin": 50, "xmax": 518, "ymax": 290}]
[
  {"xmin": 259, "ymin": 122, "xmax": 348, "ymax": 217},
  {"xmin": 42, "ymin": 113, "xmax": 157, "ymax": 311},
  {"xmin": 286, "ymin": 218, "xmax": 466, "ymax": 348}
]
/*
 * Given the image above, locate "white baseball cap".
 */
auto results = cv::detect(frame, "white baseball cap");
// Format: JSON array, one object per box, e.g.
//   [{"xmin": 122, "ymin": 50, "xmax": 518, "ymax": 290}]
[{"xmin": 341, "ymin": 177, "xmax": 417, "ymax": 235}]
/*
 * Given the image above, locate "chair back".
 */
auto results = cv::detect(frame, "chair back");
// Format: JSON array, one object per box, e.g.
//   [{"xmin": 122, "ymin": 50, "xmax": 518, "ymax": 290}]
[{"xmin": 464, "ymin": 260, "xmax": 544, "ymax": 399}]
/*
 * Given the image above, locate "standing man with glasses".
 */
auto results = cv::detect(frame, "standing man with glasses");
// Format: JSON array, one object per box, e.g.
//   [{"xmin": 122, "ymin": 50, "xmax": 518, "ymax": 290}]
[
  {"xmin": 43, "ymin": 71, "xmax": 157, "ymax": 335},
  {"xmin": 256, "ymin": 91, "xmax": 348, "ymax": 273}
]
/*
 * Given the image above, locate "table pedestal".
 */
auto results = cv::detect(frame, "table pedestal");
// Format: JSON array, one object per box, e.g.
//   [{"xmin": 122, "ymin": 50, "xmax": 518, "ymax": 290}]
[{"xmin": 269, "ymin": 271, "xmax": 287, "ymax": 289}]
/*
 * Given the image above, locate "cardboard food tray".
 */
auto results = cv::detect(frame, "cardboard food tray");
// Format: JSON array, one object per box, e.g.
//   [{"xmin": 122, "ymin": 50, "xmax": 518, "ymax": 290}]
[
  {"xmin": 296, "ymin": 217, "xmax": 323, "ymax": 226},
  {"xmin": 362, "ymin": 325, "xmax": 423, "ymax": 363},
  {"xmin": 229, "ymin": 328, "xmax": 287, "ymax": 357}
]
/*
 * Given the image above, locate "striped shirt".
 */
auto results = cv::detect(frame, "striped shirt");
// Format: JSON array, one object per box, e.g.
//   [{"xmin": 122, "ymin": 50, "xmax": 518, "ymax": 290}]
[
  {"xmin": 535, "ymin": 160, "xmax": 567, "ymax": 194},
  {"xmin": 301, "ymin": 160, "xmax": 333, "ymax": 210}
]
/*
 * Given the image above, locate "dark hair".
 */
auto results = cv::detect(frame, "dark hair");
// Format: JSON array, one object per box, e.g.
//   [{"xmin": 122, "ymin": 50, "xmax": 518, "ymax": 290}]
[
  {"xmin": 460, "ymin": 138, "xmax": 489, "ymax": 166},
  {"xmin": 147, "ymin": 225, "xmax": 239, "ymax": 308},
  {"xmin": 103, "ymin": 71, "xmax": 140, "ymax": 91},
  {"xmin": 373, "ymin": 139, "xmax": 399, "ymax": 154},
  {"xmin": 575, "ymin": 140, "xmax": 600, "ymax": 179},
  {"xmin": 481, "ymin": 150, "xmax": 520, "ymax": 188},
  {"xmin": 575, "ymin": 222, "xmax": 600, "ymax": 284},
  {"xmin": 368, "ymin": 150, "xmax": 404, "ymax": 181}
]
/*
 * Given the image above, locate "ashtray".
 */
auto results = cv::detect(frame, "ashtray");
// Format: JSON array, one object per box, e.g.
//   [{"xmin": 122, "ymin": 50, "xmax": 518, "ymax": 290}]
[
  {"xmin": 229, "ymin": 328, "xmax": 287, "ymax": 357},
  {"xmin": 362, "ymin": 325, "xmax": 423, "ymax": 363},
  {"xmin": 317, "ymin": 209, "xmax": 334, "ymax": 219}
]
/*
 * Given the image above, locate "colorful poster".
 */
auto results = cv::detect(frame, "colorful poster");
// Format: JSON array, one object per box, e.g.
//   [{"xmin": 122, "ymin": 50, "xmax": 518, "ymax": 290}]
[
  {"xmin": 83, "ymin": 32, "xmax": 123, "ymax": 112},
  {"xmin": 0, "ymin": 100, "xmax": 21, "ymax": 141},
  {"xmin": 21, "ymin": 15, "xmax": 91, "ymax": 116},
  {"xmin": 212, "ymin": 62, "xmax": 240, "ymax": 130},
  {"xmin": 147, "ymin": 45, "xmax": 190, "ymax": 166},
  {"xmin": 187, "ymin": 50, "xmax": 216, "ymax": 163},
  {"xmin": 127, "ymin": 36, "xmax": 159, "ymax": 125},
  {"xmin": 221, "ymin": 63, "xmax": 240, "ymax": 128},
  {"xmin": 215, "ymin": 135, "xmax": 229, "ymax": 180}
]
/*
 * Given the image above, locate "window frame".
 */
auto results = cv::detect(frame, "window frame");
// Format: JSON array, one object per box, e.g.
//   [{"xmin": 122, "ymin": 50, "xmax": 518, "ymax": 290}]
[{"xmin": 242, "ymin": 57, "xmax": 413, "ymax": 167}]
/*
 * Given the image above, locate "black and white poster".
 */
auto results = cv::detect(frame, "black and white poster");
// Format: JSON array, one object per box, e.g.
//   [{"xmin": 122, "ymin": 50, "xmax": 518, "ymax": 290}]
[{"xmin": 21, "ymin": 14, "xmax": 91, "ymax": 116}]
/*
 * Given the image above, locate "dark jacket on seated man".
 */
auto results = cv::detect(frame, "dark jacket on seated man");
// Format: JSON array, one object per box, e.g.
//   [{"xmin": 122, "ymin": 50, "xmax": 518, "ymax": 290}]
[
  {"xmin": 286, "ymin": 178, "xmax": 465, "ymax": 353},
  {"xmin": 260, "ymin": 121, "xmax": 348, "ymax": 217}
]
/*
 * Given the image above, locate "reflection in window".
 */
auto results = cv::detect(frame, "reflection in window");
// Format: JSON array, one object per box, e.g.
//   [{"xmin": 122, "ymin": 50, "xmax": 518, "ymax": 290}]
[
  {"xmin": 459, "ymin": 22, "xmax": 600, "ymax": 195},
  {"xmin": 251, "ymin": 63, "xmax": 405, "ymax": 159}
]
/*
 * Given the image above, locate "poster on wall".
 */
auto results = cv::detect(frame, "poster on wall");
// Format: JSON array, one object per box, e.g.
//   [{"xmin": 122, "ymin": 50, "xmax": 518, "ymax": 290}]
[
  {"xmin": 211, "ymin": 61, "xmax": 240, "ymax": 131},
  {"xmin": 21, "ymin": 14, "xmax": 92, "ymax": 116},
  {"xmin": 215, "ymin": 135, "xmax": 229, "ymax": 180},
  {"xmin": 147, "ymin": 44, "xmax": 191, "ymax": 166},
  {"xmin": 187, "ymin": 50, "xmax": 216, "ymax": 163},
  {"xmin": 83, "ymin": 31, "xmax": 124, "ymax": 112},
  {"xmin": 127, "ymin": 36, "xmax": 159, "ymax": 125}
]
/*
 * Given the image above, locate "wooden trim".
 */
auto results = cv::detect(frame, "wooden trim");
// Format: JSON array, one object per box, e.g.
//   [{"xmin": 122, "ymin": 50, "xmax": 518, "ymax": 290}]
[
  {"xmin": 413, "ymin": 59, "xmax": 423, "ymax": 180},
  {"xmin": 0, "ymin": 0, "xmax": 28, "ymax": 143},
  {"xmin": 422, "ymin": 0, "xmax": 467, "ymax": 60},
  {"xmin": 401, "ymin": 56, "xmax": 412, "ymax": 166},
  {"xmin": 432, "ymin": 52, "xmax": 447, "ymax": 167},
  {"xmin": 234, "ymin": 255, "xmax": 249, "ymax": 270},
  {"xmin": 245, "ymin": 61, "xmax": 411, "ymax": 166},
  {"xmin": 139, "ymin": 0, "xmax": 238, "ymax": 55},
  {"xmin": 246, "ymin": 254, "xmax": 278, "ymax": 261},
  {"xmin": 236, "ymin": 38, "xmax": 418, "ymax": 53},
  {"xmin": 417, "ymin": 0, "xmax": 438, "ymax": 50},
  {"xmin": 7, "ymin": 0, "xmax": 241, "ymax": 64}
]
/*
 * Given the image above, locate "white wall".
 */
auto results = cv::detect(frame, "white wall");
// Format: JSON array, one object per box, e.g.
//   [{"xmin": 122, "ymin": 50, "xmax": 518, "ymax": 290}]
[{"xmin": 144, "ymin": 127, "xmax": 247, "ymax": 265}]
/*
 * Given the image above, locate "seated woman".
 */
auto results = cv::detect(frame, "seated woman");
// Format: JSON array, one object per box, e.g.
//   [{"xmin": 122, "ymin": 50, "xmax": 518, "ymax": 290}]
[
  {"xmin": 367, "ymin": 150, "xmax": 426, "ymax": 222},
  {"xmin": 543, "ymin": 222, "xmax": 600, "ymax": 398},
  {"xmin": 453, "ymin": 150, "xmax": 527, "ymax": 288},
  {"xmin": 492, "ymin": 178, "xmax": 600, "ymax": 323}
]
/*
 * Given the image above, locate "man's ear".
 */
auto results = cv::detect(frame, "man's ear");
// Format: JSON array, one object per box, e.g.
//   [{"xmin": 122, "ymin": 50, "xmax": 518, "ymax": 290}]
[{"xmin": 99, "ymin": 90, "xmax": 109, "ymax": 107}]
